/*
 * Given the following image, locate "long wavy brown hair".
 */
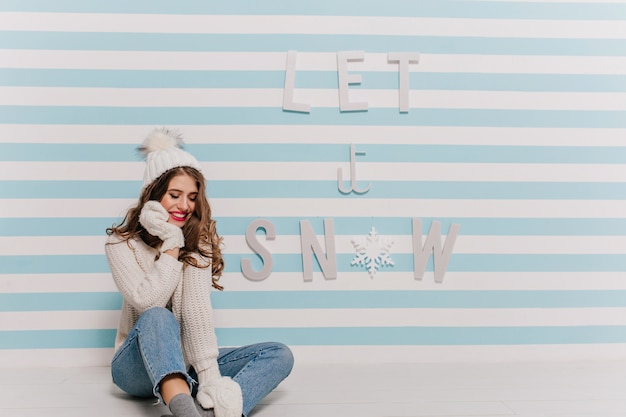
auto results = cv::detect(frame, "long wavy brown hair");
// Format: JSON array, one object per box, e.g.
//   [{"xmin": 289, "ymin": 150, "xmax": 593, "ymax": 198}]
[{"xmin": 106, "ymin": 166, "xmax": 224, "ymax": 290}]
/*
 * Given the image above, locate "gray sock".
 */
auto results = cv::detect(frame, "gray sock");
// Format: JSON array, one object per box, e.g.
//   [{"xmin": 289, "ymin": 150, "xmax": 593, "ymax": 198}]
[
  {"xmin": 169, "ymin": 393, "xmax": 202, "ymax": 417},
  {"xmin": 194, "ymin": 399, "xmax": 216, "ymax": 417}
]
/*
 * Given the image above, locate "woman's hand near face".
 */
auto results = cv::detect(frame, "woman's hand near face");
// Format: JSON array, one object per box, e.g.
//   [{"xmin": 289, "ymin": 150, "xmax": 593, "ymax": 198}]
[{"xmin": 139, "ymin": 201, "xmax": 185, "ymax": 253}]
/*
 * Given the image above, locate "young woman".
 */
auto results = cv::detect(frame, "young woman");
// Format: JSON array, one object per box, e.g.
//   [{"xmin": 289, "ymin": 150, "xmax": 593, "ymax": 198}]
[{"xmin": 105, "ymin": 128, "xmax": 293, "ymax": 417}]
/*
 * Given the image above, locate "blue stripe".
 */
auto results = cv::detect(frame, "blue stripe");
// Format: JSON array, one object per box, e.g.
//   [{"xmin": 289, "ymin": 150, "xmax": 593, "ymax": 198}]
[
  {"xmin": 3, "ymin": 326, "xmax": 626, "ymax": 349},
  {"xmin": 4, "ymin": 143, "xmax": 626, "ymax": 164},
  {"xmin": 3, "ymin": 254, "xmax": 626, "ymax": 274},
  {"xmin": 4, "ymin": 290, "xmax": 626, "ymax": 312},
  {"xmin": 0, "ymin": 143, "xmax": 140, "ymax": 162},
  {"xmin": 3, "ymin": 32, "xmax": 626, "ymax": 56},
  {"xmin": 4, "ymin": 217, "xmax": 626, "ymax": 237},
  {"xmin": 212, "ymin": 290, "xmax": 626, "ymax": 309},
  {"xmin": 0, "ymin": 69, "xmax": 290, "ymax": 89},
  {"xmin": 197, "ymin": 143, "xmax": 626, "ymax": 164},
  {"xmin": 0, "ymin": 329, "xmax": 117, "ymax": 349},
  {"xmin": 4, "ymin": 179, "xmax": 626, "ymax": 200},
  {"xmin": 5, "ymin": 326, "xmax": 626, "ymax": 349},
  {"xmin": 4, "ymin": 69, "xmax": 626, "ymax": 93},
  {"xmin": 2, "ymin": 107, "xmax": 626, "ymax": 128},
  {"xmin": 1, "ymin": 1, "xmax": 625, "ymax": 20},
  {"xmin": 0, "ymin": 255, "xmax": 110, "ymax": 274},
  {"xmin": 217, "ymin": 326, "xmax": 626, "ymax": 346}
]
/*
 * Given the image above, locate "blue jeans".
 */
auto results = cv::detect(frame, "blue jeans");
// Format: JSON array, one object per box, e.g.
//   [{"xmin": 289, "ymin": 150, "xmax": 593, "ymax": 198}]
[{"xmin": 111, "ymin": 307, "xmax": 294, "ymax": 416}]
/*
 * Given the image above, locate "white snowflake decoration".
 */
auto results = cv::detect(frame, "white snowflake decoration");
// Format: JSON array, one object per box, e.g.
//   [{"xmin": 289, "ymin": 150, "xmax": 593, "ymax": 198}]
[{"xmin": 351, "ymin": 227, "xmax": 395, "ymax": 277}]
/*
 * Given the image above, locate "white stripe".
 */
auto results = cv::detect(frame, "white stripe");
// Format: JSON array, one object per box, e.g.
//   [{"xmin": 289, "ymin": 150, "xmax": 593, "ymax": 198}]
[
  {"xmin": 0, "ymin": 343, "xmax": 626, "ymax": 366},
  {"xmin": 211, "ymin": 198, "xmax": 626, "ymax": 219},
  {"xmin": 0, "ymin": 274, "xmax": 117, "ymax": 293},
  {"xmin": 3, "ymin": 307, "xmax": 626, "ymax": 331},
  {"xmin": 0, "ymin": 50, "xmax": 291, "ymax": 71},
  {"xmin": 289, "ymin": 344, "xmax": 626, "ymax": 364},
  {"xmin": 2, "ymin": 124, "xmax": 626, "ymax": 147},
  {"xmin": 178, "ymin": 307, "xmax": 626, "ymax": 328},
  {"xmin": 3, "ymin": 87, "xmax": 626, "ymax": 111},
  {"xmin": 4, "ymin": 235, "xmax": 626, "ymax": 256},
  {"xmin": 0, "ymin": 199, "xmax": 136, "ymax": 218},
  {"xmin": 3, "ymin": 344, "xmax": 626, "ymax": 368},
  {"xmin": 2, "ymin": 13, "xmax": 626, "ymax": 39},
  {"xmin": 207, "ymin": 161, "xmax": 626, "ymax": 182},
  {"xmin": 3, "ymin": 198, "xmax": 626, "ymax": 218},
  {"xmin": 427, "ymin": 54, "xmax": 626, "ymax": 75},
  {"xmin": 4, "ymin": 161, "xmax": 626, "ymax": 182},
  {"xmin": 0, "ymin": 311, "xmax": 120, "ymax": 331},
  {"xmin": 3, "ymin": 50, "xmax": 626, "ymax": 75},
  {"xmin": 4, "ymin": 271, "xmax": 626, "ymax": 292},
  {"xmin": 0, "ymin": 162, "xmax": 144, "ymax": 181},
  {"xmin": 0, "ymin": 236, "xmax": 108, "ymax": 255},
  {"xmin": 0, "ymin": 348, "xmax": 114, "ymax": 368}
]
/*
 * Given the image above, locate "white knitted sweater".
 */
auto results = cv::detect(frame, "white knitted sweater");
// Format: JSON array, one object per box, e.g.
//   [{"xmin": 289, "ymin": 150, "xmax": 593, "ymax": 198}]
[{"xmin": 105, "ymin": 233, "xmax": 221, "ymax": 381}]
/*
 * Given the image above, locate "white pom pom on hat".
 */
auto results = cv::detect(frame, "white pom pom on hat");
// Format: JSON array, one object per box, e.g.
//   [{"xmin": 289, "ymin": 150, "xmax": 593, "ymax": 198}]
[{"xmin": 139, "ymin": 127, "xmax": 202, "ymax": 188}]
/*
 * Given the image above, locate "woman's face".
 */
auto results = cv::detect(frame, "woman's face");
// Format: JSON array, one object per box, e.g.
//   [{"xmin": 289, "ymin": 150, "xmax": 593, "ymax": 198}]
[{"xmin": 159, "ymin": 173, "xmax": 198, "ymax": 227}]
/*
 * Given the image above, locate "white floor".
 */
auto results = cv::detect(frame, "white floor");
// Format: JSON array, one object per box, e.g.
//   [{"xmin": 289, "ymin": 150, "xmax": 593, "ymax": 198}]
[{"xmin": 3, "ymin": 361, "xmax": 626, "ymax": 417}]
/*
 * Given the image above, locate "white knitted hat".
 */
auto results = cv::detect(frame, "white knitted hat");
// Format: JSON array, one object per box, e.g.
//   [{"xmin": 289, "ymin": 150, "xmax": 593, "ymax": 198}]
[{"xmin": 139, "ymin": 128, "xmax": 202, "ymax": 188}]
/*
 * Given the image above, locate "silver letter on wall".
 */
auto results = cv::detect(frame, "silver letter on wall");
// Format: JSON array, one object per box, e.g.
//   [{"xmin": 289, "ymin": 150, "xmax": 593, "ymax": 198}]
[
  {"xmin": 337, "ymin": 144, "xmax": 371, "ymax": 195},
  {"xmin": 412, "ymin": 219, "xmax": 460, "ymax": 283},
  {"xmin": 283, "ymin": 50, "xmax": 311, "ymax": 113},
  {"xmin": 300, "ymin": 219, "xmax": 338, "ymax": 281},
  {"xmin": 337, "ymin": 51, "xmax": 368, "ymax": 112},
  {"xmin": 387, "ymin": 52, "xmax": 420, "ymax": 113},
  {"xmin": 241, "ymin": 219, "xmax": 276, "ymax": 281}
]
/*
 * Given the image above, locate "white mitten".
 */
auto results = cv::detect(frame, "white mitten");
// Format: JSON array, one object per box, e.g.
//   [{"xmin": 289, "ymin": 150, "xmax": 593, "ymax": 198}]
[
  {"xmin": 139, "ymin": 201, "xmax": 185, "ymax": 252},
  {"xmin": 196, "ymin": 376, "xmax": 243, "ymax": 417}
]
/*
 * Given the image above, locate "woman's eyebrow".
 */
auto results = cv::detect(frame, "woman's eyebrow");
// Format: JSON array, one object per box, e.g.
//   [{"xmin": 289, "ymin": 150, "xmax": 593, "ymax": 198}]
[{"xmin": 168, "ymin": 188, "xmax": 198, "ymax": 194}]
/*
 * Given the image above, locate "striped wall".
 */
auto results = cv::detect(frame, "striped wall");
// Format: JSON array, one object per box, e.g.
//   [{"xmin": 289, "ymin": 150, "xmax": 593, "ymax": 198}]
[{"xmin": 2, "ymin": 1, "xmax": 626, "ymax": 367}]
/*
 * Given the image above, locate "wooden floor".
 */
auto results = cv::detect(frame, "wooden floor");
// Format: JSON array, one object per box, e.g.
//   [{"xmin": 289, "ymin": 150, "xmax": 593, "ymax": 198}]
[{"xmin": 3, "ymin": 361, "xmax": 626, "ymax": 417}]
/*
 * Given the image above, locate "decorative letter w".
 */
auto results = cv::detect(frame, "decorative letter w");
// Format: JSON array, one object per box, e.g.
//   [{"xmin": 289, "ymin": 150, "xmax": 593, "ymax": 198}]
[{"xmin": 412, "ymin": 219, "xmax": 460, "ymax": 283}]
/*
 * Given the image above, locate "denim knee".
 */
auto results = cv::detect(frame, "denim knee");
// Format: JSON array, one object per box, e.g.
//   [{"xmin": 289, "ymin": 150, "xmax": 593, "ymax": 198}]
[
  {"xmin": 266, "ymin": 342, "xmax": 294, "ymax": 378},
  {"xmin": 136, "ymin": 306, "xmax": 178, "ymax": 330}
]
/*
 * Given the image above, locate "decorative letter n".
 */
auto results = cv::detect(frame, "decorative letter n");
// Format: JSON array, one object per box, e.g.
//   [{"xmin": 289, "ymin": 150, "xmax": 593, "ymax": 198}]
[{"xmin": 300, "ymin": 219, "xmax": 338, "ymax": 281}]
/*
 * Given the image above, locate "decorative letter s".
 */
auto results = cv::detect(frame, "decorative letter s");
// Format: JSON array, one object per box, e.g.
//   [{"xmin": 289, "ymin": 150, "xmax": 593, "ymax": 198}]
[{"xmin": 241, "ymin": 219, "xmax": 276, "ymax": 281}]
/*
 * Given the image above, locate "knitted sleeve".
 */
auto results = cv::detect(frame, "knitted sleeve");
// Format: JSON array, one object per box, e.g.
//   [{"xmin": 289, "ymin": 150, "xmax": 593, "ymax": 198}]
[
  {"xmin": 180, "ymin": 253, "xmax": 221, "ymax": 382},
  {"xmin": 105, "ymin": 234, "xmax": 183, "ymax": 312}
]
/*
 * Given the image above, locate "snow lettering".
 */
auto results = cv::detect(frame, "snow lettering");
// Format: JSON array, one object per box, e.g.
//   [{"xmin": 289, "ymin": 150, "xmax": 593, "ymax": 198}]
[{"xmin": 240, "ymin": 218, "xmax": 460, "ymax": 283}]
